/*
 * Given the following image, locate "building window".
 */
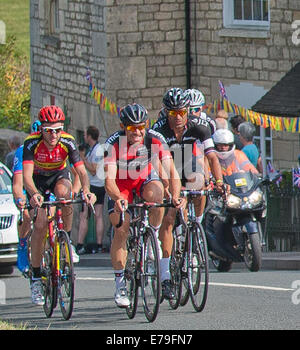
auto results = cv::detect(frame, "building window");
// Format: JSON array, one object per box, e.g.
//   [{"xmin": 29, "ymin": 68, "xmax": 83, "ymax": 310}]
[
  {"xmin": 223, "ymin": 0, "xmax": 270, "ymax": 28},
  {"xmin": 50, "ymin": 0, "xmax": 60, "ymax": 35}
]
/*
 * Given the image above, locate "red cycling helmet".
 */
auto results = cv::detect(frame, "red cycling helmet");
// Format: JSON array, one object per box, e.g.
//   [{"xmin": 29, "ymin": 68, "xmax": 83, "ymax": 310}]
[{"xmin": 38, "ymin": 105, "xmax": 65, "ymax": 123}]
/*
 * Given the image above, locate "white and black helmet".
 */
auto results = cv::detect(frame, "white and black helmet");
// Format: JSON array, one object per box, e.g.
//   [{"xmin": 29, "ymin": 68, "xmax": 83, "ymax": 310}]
[
  {"xmin": 163, "ymin": 87, "xmax": 190, "ymax": 110},
  {"xmin": 213, "ymin": 129, "xmax": 235, "ymax": 160},
  {"xmin": 119, "ymin": 103, "xmax": 148, "ymax": 126},
  {"xmin": 186, "ymin": 88, "xmax": 206, "ymax": 107}
]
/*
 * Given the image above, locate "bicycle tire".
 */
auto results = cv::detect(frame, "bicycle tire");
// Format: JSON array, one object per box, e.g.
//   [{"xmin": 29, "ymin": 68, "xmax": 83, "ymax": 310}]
[
  {"xmin": 57, "ymin": 230, "xmax": 75, "ymax": 320},
  {"xmin": 179, "ymin": 249, "xmax": 190, "ymax": 307},
  {"xmin": 42, "ymin": 234, "xmax": 57, "ymax": 318},
  {"xmin": 125, "ymin": 226, "xmax": 139, "ymax": 319},
  {"xmin": 140, "ymin": 227, "xmax": 161, "ymax": 322},
  {"xmin": 187, "ymin": 222, "xmax": 209, "ymax": 312},
  {"xmin": 169, "ymin": 229, "xmax": 182, "ymax": 310}
]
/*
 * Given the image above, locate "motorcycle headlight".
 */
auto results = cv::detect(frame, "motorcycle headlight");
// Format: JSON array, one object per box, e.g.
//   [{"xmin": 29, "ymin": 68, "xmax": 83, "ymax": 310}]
[
  {"xmin": 226, "ymin": 194, "xmax": 242, "ymax": 209},
  {"xmin": 248, "ymin": 189, "xmax": 263, "ymax": 207}
]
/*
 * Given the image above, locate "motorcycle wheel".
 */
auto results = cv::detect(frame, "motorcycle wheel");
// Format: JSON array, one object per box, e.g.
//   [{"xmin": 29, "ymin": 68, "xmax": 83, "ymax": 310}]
[
  {"xmin": 211, "ymin": 257, "xmax": 232, "ymax": 272},
  {"xmin": 244, "ymin": 233, "xmax": 262, "ymax": 272}
]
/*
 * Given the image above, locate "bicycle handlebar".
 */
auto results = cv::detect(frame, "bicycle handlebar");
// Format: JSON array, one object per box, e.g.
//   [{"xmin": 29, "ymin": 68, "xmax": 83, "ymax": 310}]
[{"xmin": 115, "ymin": 200, "xmax": 175, "ymax": 228}]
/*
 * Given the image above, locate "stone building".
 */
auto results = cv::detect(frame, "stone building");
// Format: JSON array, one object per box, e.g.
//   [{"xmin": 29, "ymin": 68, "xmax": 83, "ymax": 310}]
[
  {"xmin": 30, "ymin": 0, "xmax": 300, "ymax": 169},
  {"xmin": 30, "ymin": 0, "xmax": 300, "ymax": 246}
]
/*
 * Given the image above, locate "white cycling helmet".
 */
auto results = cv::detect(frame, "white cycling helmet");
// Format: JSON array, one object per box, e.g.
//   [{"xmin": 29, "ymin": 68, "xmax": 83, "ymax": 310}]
[
  {"xmin": 186, "ymin": 88, "xmax": 206, "ymax": 107},
  {"xmin": 213, "ymin": 129, "xmax": 235, "ymax": 160}
]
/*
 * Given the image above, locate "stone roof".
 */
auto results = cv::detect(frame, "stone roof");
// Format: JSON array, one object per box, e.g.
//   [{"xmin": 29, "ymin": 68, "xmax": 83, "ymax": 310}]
[{"xmin": 252, "ymin": 62, "xmax": 300, "ymax": 118}]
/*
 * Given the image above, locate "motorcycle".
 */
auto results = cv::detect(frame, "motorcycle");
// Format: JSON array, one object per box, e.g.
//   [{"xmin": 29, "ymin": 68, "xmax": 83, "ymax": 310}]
[{"xmin": 204, "ymin": 171, "xmax": 273, "ymax": 272}]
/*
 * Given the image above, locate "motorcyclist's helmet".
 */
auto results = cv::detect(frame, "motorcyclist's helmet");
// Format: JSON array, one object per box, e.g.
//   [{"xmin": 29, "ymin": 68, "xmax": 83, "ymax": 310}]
[
  {"xmin": 162, "ymin": 87, "xmax": 190, "ymax": 110},
  {"xmin": 213, "ymin": 129, "xmax": 235, "ymax": 160},
  {"xmin": 186, "ymin": 88, "xmax": 205, "ymax": 107},
  {"xmin": 119, "ymin": 103, "xmax": 148, "ymax": 126}
]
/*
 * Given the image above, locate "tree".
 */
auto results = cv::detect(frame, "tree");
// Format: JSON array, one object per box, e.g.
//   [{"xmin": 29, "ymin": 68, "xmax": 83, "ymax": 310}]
[{"xmin": 0, "ymin": 36, "xmax": 30, "ymax": 132}]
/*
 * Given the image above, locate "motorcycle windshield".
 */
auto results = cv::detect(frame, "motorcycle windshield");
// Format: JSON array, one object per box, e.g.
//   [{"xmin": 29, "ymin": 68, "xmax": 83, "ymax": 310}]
[{"xmin": 224, "ymin": 172, "xmax": 259, "ymax": 196}]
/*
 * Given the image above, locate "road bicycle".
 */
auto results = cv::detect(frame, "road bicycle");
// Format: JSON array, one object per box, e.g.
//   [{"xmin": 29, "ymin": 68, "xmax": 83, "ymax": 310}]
[
  {"xmin": 117, "ymin": 200, "xmax": 174, "ymax": 322},
  {"xmin": 24, "ymin": 193, "xmax": 94, "ymax": 320},
  {"xmin": 169, "ymin": 189, "xmax": 209, "ymax": 312}
]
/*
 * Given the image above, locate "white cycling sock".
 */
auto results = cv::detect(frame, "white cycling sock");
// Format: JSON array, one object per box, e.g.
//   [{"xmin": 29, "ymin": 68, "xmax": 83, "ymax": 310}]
[
  {"xmin": 114, "ymin": 269, "xmax": 125, "ymax": 289},
  {"xmin": 196, "ymin": 215, "xmax": 203, "ymax": 224},
  {"xmin": 160, "ymin": 257, "xmax": 170, "ymax": 282}
]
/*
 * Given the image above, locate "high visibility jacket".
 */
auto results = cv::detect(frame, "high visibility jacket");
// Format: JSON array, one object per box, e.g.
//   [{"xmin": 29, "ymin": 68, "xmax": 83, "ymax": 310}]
[{"xmin": 218, "ymin": 150, "xmax": 259, "ymax": 177}]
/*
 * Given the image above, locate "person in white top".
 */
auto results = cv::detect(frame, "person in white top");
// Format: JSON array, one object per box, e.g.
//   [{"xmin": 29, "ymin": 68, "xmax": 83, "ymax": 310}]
[{"xmin": 77, "ymin": 125, "xmax": 106, "ymax": 254}]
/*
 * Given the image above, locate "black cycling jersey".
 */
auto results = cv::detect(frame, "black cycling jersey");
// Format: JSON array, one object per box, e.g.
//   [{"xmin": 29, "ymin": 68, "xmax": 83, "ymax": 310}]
[{"xmin": 152, "ymin": 115, "xmax": 215, "ymax": 183}]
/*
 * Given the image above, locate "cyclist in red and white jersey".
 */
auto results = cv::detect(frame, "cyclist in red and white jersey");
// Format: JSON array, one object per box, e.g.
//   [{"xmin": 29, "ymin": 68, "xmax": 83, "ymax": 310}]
[{"xmin": 104, "ymin": 103, "xmax": 185, "ymax": 308}]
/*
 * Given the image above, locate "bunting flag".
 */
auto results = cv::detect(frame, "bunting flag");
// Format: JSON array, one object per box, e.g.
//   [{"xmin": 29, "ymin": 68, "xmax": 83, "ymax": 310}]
[
  {"xmin": 205, "ymin": 97, "xmax": 300, "ymax": 133},
  {"xmin": 292, "ymin": 168, "xmax": 300, "ymax": 188},
  {"xmin": 86, "ymin": 69, "xmax": 120, "ymax": 116}
]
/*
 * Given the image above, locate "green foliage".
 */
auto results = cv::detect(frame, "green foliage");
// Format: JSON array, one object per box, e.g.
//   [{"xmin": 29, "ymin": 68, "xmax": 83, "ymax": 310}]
[{"xmin": 0, "ymin": 36, "xmax": 31, "ymax": 132}]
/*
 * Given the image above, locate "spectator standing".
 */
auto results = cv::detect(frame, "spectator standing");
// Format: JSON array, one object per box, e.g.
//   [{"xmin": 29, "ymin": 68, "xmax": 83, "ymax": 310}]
[
  {"xmin": 77, "ymin": 126, "xmax": 106, "ymax": 254},
  {"xmin": 215, "ymin": 109, "xmax": 229, "ymax": 129},
  {"xmin": 238, "ymin": 121, "xmax": 260, "ymax": 168},
  {"xmin": 5, "ymin": 134, "xmax": 21, "ymax": 171},
  {"xmin": 229, "ymin": 114, "xmax": 244, "ymax": 150}
]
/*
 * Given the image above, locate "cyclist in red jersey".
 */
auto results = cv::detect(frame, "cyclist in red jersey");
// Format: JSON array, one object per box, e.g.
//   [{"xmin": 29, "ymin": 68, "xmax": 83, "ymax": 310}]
[
  {"xmin": 23, "ymin": 105, "xmax": 95, "ymax": 305},
  {"xmin": 104, "ymin": 103, "xmax": 185, "ymax": 308}
]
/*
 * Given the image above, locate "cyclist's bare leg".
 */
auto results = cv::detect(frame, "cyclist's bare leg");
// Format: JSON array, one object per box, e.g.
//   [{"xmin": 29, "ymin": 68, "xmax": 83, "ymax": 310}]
[
  {"xmin": 142, "ymin": 180, "xmax": 164, "ymax": 228},
  {"xmin": 110, "ymin": 212, "xmax": 131, "ymax": 270},
  {"xmin": 30, "ymin": 208, "xmax": 48, "ymax": 268},
  {"xmin": 18, "ymin": 209, "xmax": 31, "ymax": 239},
  {"xmin": 158, "ymin": 208, "xmax": 175, "ymax": 257},
  {"xmin": 186, "ymin": 172, "xmax": 205, "ymax": 218},
  {"xmin": 54, "ymin": 178, "xmax": 73, "ymax": 232}
]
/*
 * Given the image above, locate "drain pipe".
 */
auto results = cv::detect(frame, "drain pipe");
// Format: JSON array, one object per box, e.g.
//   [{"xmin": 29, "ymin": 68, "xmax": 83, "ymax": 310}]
[{"xmin": 185, "ymin": 0, "xmax": 191, "ymax": 89}]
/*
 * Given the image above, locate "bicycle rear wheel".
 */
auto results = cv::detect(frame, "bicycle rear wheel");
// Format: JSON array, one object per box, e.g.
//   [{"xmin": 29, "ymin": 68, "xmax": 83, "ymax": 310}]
[
  {"xmin": 125, "ymin": 226, "xmax": 138, "ymax": 319},
  {"xmin": 57, "ymin": 230, "xmax": 75, "ymax": 320},
  {"xmin": 42, "ymin": 235, "xmax": 57, "ymax": 318},
  {"xmin": 187, "ymin": 222, "xmax": 209, "ymax": 312},
  {"xmin": 140, "ymin": 227, "xmax": 161, "ymax": 322}
]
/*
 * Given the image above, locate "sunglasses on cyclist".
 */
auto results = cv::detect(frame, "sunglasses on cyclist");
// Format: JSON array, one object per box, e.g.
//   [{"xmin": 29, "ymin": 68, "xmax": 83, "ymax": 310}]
[
  {"xmin": 190, "ymin": 107, "xmax": 201, "ymax": 113},
  {"xmin": 42, "ymin": 126, "xmax": 64, "ymax": 134},
  {"xmin": 167, "ymin": 109, "xmax": 187, "ymax": 117},
  {"xmin": 126, "ymin": 125, "xmax": 146, "ymax": 132}
]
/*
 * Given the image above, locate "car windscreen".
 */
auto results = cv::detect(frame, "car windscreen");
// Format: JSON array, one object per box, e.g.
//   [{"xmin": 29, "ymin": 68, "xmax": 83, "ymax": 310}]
[{"xmin": 0, "ymin": 166, "xmax": 12, "ymax": 194}]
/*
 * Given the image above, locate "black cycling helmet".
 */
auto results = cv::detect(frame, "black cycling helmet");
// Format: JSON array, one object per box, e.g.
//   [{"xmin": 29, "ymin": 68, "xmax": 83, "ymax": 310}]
[
  {"xmin": 162, "ymin": 87, "xmax": 190, "ymax": 110},
  {"xmin": 119, "ymin": 103, "xmax": 148, "ymax": 126}
]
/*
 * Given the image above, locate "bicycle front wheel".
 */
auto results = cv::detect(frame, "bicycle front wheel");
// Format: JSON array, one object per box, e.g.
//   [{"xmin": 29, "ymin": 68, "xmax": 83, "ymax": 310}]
[
  {"xmin": 57, "ymin": 230, "xmax": 75, "ymax": 320},
  {"xmin": 187, "ymin": 222, "xmax": 209, "ymax": 312},
  {"xmin": 125, "ymin": 225, "xmax": 139, "ymax": 319},
  {"xmin": 169, "ymin": 230, "xmax": 182, "ymax": 310},
  {"xmin": 42, "ymin": 235, "xmax": 57, "ymax": 318},
  {"xmin": 140, "ymin": 227, "xmax": 161, "ymax": 322}
]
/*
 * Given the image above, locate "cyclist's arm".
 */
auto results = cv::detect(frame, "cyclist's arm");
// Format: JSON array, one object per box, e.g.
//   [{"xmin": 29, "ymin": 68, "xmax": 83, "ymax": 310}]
[
  {"xmin": 104, "ymin": 162, "xmax": 123, "ymax": 201},
  {"xmin": 70, "ymin": 165, "xmax": 81, "ymax": 196},
  {"xmin": 206, "ymin": 151, "xmax": 224, "ymax": 190},
  {"xmin": 12, "ymin": 172, "xmax": 26, "ymax": 208},
  {"xmin": 23, "ymin": 162, "xmax": 39, "ymax": 197},
  {"xmin": 73, "ymin": 163, "xmax": 90, "ymax": 195}
]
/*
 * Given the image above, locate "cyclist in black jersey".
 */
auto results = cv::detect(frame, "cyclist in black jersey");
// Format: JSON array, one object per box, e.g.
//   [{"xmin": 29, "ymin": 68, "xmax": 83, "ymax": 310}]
[{"xmin": 152, "ymin": 88, "xmax": 224, "ymax": 298}]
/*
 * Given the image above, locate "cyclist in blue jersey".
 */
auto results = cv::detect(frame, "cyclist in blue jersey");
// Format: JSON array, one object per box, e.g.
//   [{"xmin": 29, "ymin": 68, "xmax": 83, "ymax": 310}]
[{"xmin": 13, "ymin": 121, "xmax": 41, "ymax": 274}]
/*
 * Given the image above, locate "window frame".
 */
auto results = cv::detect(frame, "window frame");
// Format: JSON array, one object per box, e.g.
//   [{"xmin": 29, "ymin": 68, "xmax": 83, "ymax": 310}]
[{"xmin": 223, "ymin": 0, "xmax": 270, "ymax": 29}]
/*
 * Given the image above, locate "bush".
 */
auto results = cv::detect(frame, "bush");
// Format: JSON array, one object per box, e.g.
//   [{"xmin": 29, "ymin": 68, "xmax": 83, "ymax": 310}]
[{"xmin": 0, "ymin": 36, "xmax": 30, "ymax": 132}]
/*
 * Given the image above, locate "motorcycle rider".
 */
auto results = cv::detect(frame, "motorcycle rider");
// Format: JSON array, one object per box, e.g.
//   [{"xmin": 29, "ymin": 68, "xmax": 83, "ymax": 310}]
[{"xmin": 213, "ymin": 128, "xmax": 259, "ymax": 176}]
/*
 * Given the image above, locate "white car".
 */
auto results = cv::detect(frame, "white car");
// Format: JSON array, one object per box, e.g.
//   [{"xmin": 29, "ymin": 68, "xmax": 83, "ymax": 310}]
[{"xmin": 0, "ymin": 162, "xmax": 19, "ymax": 274}]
